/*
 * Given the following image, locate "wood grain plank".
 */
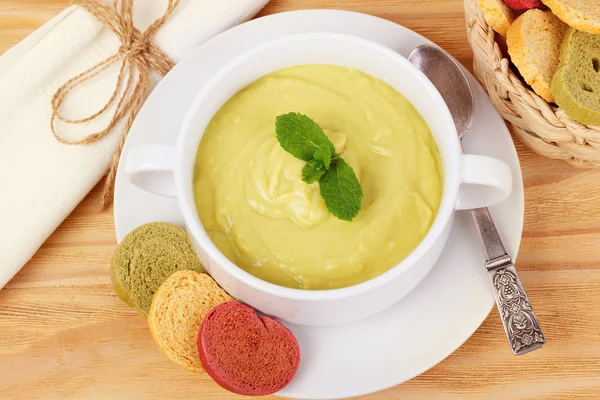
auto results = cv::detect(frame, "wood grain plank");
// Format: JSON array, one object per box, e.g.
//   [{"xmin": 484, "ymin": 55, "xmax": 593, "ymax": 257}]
[
  {"xmin": 1, "ymin": 0, "xmax": 600, "ymax": 399},
  {"xmin": 1, "ymin": 268, "xmax": 599, "ymax": 399},
  {"xmin": 256, "ymin": 0, "xmax": 474, "ymax": 65}
]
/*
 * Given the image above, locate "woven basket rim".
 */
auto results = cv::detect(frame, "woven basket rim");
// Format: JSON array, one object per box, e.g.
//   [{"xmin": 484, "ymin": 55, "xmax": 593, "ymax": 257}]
[{"xmin": 464, "ymin": 0, "xmax": 600, "ymax": 167}]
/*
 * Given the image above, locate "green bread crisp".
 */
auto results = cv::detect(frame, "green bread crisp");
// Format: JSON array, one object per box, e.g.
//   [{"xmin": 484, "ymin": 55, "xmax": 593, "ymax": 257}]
[
  {"xmin": 111, "ymin": 222, "xmax": 205, "ymax": 318},
  {"xmin": 552, "ymin": 28, "xmax": 600, "ymax": 126}
]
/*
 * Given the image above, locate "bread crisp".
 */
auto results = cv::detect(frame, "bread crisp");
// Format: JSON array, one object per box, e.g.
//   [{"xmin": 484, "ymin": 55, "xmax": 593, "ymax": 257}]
[
  {"xmin": 477, "ymin": 0, "xmax": 515, "ymax": 36},
  {"xmin": 111, "ymin": 222, "xmax": 205, "ymax": 317},
  {"xmin": 148, "ymin": 271, "xmax": 233, "ymax": 373},
  {"xmin": 507, "ymin": 9, "xmax": 568, "ymax": 102},
  {"xmin": 198, "ymin": 302, "xmax": 300, "ymax": 395},
  {"xmin": 552, "ymin": 28, "xmax": 600, "ymax": 125},
  {"xmin": 505, "ymin": 0, "xmax": 542, "ymax": 11},
  {"xmin": 541, "ymin": 0, "xmax": 600, "ymax": 34}
]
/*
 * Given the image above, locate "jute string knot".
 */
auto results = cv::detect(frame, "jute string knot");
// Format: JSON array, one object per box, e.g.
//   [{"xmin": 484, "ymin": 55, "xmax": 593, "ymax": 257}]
[
  {"xmin": 51, "ymin": 0, "xmax": 180, "ymax": 208},
  {"xmin": 119, "ymin": 36, "xmax": 148, "ymax": 57}
]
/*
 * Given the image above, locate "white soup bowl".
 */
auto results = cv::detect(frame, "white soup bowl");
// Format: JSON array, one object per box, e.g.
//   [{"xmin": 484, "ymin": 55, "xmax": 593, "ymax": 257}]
[{"xmin": 124, "ymin": 33, "xmax": 512, "ymax": 326}]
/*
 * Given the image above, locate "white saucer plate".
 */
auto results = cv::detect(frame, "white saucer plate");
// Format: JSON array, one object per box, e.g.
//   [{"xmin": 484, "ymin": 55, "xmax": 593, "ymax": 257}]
[{"xmin": 114, "ymin": 10, "xmax": 524, "ymax": 400}]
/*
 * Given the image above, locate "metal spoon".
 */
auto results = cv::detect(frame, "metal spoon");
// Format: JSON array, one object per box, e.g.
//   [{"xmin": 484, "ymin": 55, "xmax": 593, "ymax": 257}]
[{"xmin": 409, "ymin": 45, "xmax": 545, "ymax": 355}]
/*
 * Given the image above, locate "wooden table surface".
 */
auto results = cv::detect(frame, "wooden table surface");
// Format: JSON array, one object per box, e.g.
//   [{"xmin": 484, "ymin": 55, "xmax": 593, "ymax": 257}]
[{"xmin": 2, "ymin": 1, "xmax": 600, "ymax": 399}]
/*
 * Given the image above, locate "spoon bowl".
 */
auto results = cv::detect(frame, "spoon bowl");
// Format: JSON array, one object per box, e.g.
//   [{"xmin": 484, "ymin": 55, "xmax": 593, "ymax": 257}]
[{"xmin": 408, "ymin": 45, "xmax": 475, "ymax": 139}]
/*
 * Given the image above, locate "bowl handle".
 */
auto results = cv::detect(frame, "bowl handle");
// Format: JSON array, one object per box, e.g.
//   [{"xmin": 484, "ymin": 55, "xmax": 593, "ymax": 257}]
[
  {"xmin": 456, "ymin": 154, "xmax": 512, "ymax": 210},
  {"xmin": 124, "ymin": 144, "xmax": 177, "ymax": 198}
]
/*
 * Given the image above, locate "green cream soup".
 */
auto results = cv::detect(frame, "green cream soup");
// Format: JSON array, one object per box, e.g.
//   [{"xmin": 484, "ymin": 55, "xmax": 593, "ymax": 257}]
[{"xmin": 193, "ymin": 65, "xmax": 443, "ymax": 290}]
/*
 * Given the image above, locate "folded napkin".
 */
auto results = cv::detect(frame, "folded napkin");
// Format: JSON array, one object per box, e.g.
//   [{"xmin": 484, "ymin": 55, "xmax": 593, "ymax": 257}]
[{"xmin": 0, "ymin": 0, "xmax": 269, "ymax": 290}]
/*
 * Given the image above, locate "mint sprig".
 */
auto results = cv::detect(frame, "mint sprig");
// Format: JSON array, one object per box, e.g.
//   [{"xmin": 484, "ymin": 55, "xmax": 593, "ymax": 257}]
[
  {"xmin": 302, "ymin": 160, "xmax": 327, "ymax": 184},
  {"xmin": 275, "ymin": 113, "xmax": 336, "ymax": 161},
  {"xmin": 319, "ymin": 159, "xmax": 363, "ymax": 221},
  {"xmin": 275, "ymin": 113, "xmax": 363, "ymax": 221},
  {"xmin": 313, "ymin": 143, "xmax": 332, "ymax": 168}
]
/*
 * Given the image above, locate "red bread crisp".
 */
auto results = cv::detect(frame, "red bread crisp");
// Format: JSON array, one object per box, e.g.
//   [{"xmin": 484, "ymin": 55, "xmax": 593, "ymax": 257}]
[
  {"xmin": 504, "ymin": 0, "xmax": 542, "ymax": 10},
  {"xmin": 198, "ymin": 302, "xmax": 300, "ymax": 396}
]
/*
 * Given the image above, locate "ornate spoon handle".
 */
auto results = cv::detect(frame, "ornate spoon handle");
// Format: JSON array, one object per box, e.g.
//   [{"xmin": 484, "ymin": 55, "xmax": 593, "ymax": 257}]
[{"xmin": 471, "ymin": 207, "xmax": 546, "ymax": 355}]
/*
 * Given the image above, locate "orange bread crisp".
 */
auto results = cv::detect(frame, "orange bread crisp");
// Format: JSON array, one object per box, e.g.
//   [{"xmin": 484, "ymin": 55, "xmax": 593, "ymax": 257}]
[
  {"xmin": 507, "ymin": 9, "xmax": 568, "ymax": 102},
  {"xmin": 477, "ymin": 0, "xmax": 515, "ymax": 36},
  {"xmin": 541, "ymin": 0, "xmax": 600, "ymax": 34},
  {"xmin": 148, "ymin": 271, "xmax": 233, "ymax": 372}
]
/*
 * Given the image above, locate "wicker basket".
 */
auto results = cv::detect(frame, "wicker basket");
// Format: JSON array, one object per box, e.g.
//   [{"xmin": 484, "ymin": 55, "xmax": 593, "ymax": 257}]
[{"xmin": 464, "ymin": 0, "xmax": 600, "ymax": 167}]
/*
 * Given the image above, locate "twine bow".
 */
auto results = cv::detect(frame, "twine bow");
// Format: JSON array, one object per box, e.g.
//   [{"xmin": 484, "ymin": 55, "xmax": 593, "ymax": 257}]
[{"xmin": 51, "ymin": 0, "xmax": 180, "ymax": 208}]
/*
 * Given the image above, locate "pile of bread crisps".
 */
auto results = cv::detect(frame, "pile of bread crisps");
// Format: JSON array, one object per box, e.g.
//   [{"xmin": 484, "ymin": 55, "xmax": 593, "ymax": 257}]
[
  {"xmin": 478, "ymin": 0, "xmax": 600, "ymax": 125},
  {"xmin": 111, "ymin": 223, "xmax": 301, "ymax": 396}
]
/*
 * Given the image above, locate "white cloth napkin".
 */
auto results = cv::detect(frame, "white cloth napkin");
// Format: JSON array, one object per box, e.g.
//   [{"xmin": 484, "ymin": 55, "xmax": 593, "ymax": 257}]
[{"xmin": 0, "ymin": 0, "xmax": 269, "ymax": 290}]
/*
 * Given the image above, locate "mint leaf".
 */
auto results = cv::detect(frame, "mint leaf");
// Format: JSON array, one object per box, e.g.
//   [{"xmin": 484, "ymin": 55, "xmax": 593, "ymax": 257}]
[
  {"xmin": 276, "ymin": 113, "xmax": 336, "ymax": 161},
  {"xmin": 319, "ymin": 158, "xmax": 363, "ymax": 221},
  {"xmin": 314, "ymin": 143, "xmax": 333, "ymax": 169},
  {"xmin": 274, "ymin": 113, "xmax": 363, "ymax": 221},
  {"xmin": 302, "ymin": 160, "xmax": 327, "ymax": 184}
]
